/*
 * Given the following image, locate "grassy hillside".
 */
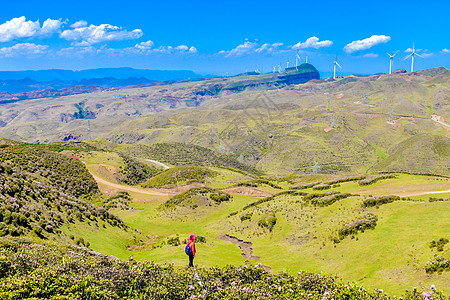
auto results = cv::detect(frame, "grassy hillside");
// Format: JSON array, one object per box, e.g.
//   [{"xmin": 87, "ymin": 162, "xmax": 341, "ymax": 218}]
[
  {"xmin": 0, "ymin": 144, "xmax": 136, "ymax": 250},
  {"xmin": 96, "ymin": 142, "xmax": 260, "ymax": 175},
  {"xmin": 108, "ymin": 173, "xmax": 449, "ymax": 295},
  {"xmin": 142, "ymin": 165, "xmax": 217, "ymax": 188},
  {"xmin": 0, "ymin": 68, "xmax": 448, "ymax": 176}
]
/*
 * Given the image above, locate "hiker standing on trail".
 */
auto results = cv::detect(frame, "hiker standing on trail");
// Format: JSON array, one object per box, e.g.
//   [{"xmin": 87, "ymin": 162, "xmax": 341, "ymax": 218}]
[{"xmin": 185, "ymin": 234, "xmax": 196, "ymax": 267}]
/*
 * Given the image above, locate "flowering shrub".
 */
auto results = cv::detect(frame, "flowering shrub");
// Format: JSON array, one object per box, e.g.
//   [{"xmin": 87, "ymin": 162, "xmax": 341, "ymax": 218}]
[
  {"xmin": 425, "ymin": 255, "xmax": 450, "ymax": 273},
  {"xmin": 337, "ymin": 213, "xmax": 378, "ymax": 240},
  {"xmin": 358, "ymin": 174, "xmax": 396, "ymax": 186},
  {"xmin": 0, "ymin": 238, "xmax": 447, "ymax": 299},
  {"xmin": 362, "ymin": 195, "xmax": 400, "ymax": 207},
  {"xmin": 312, "ymin": 183, "xmax": 331, "ymax": 190}
]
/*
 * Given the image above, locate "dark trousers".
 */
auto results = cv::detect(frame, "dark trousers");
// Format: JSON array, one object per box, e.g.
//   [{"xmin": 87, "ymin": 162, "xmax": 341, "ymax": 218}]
[{"xmin": 188, "ymin": 255, "xmax": 194, "ymax": 267}]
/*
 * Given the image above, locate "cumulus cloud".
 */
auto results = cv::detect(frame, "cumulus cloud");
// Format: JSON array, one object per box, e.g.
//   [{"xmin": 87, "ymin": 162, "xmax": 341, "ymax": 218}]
[
  {"xmin": 441, "ymin": 48, "xmax": 450, "ymax": 54},
  {"xmin": 70, "ymin": 20, "xmax": 88, "ymax": 28},
  {"xmin": 41, "ymin": 18, "xmax": 63, "ymax": 36},
  {"xmin": 363, "ymin": 53, "xmax": 379, "ymax": 58},
  {"xmin": 292, "ymin": 36, "xmax": 332, "ymax": 49},
  {"xmin": 0, "ymin": 16, "xmax": 62, "ymax": 42},
  {"xmin": 344, "ymin": 35, "xmax": 391, "ymax": 53},
  {"xmin": 57, "ymin": 40, "xmax": 197, "ymax": 57},
  {"xmin": 60, "ymin": 23, "xmax": 143, "ymax": 44},
  {"xmin": 0, "ymin": 43, "xmax": 49, "ymax": 57},
  {"xmin": 219, "ymin": 40, "xmax": 283, "ymax": 57}
]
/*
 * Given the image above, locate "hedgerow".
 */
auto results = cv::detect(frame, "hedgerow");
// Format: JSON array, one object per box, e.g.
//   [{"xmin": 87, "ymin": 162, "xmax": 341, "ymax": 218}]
[
  {"xmin": 358, "ymin": 174, "xmax": 396, "ymax": 186},
  {"xmin": 361, "ymin": 195, "xmax": 401, "ymax": 207}
]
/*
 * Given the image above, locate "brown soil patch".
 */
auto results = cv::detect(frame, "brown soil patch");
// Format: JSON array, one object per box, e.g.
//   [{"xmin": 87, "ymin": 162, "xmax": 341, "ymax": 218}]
[
  {"xmin": 217, "ymin": 234, "xmax": 271, "ymax": 270},
  {"xmin": 395, "ymin": 190, "xmax": 450, "ymax": 197},
  {"xmin": 323, "ymin": 127, "xmax": 335, "ymax": 132},
  {"xmin": 221, "ymin": 186, "xmax": 272, "ymax": 197},
  {"xmin": 91, "ymin": 172, "xmax": 173, "ymax": 196}
]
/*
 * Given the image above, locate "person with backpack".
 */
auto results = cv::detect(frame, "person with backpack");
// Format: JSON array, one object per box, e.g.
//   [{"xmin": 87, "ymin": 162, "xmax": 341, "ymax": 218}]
[{"xmin": 185, "ymin": 234, "xmax": 196, "ymax": 267}]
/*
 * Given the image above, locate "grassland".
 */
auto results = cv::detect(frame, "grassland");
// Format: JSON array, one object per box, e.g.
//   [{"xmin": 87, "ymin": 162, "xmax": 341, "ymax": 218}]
[{"xmin": 78, "ymin": 157, "xmax": 449, "ymax": 295}]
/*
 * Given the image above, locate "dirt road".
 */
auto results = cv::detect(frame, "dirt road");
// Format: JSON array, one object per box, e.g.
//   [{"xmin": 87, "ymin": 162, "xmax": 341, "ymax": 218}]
[{"xmin": 90, "ymin": 172, "xmax": 174, "ymax": 196}]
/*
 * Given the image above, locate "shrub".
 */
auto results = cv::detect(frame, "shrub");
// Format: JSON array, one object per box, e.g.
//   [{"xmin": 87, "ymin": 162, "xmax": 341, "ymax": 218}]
[
  {"xmin": 425, "ymin": 255, "xmax": 450, "ymax": 273},
  {"xmin": 362, "ymin": 195, "xmax": 400, "ymax": 207},
  {"xmin": 338, "ymin": 213, "xmax": 378, "ymax": 239},
  {"xmin": 358, "ymin": 174, "xmax": 396, "ymax": 186}
]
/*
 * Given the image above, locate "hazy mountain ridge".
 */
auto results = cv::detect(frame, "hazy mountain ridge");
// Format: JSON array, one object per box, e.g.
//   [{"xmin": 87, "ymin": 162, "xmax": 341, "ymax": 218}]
[
  {"xmin": 0, "ymin": 67, "xmax": 448, "ymax": 175},
  {"xmin": 0, "ymin": 67, "xmax": 204, "ymax": 96}
]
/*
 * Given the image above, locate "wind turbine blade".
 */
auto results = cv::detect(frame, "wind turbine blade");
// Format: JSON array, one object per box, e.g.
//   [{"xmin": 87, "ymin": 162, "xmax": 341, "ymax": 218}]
[
  {"xmin": 404, "ymin": 53, "xmax": 412, "ymax": 60},
  {"xmin": 336, "ymin": 62, "xmax": 342, "ymax": 69},
  {"xmin": 393, "ymin": 50, "xmax": 399, "ymax": 56},
  {"xmin": 416, "ymin": 53, "xmax": 424, "ymax": 58},
  {"xmin": 387, "ymin": 52, "xmax": 392, "ymax": 57},
  {"xmin": 297, "ymin": 54, "xmax": 301, "ymax": 59}
]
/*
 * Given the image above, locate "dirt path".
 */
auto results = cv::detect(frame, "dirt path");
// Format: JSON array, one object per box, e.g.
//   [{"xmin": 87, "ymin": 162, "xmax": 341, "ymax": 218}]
[
  {"xmin": 90, "ymin": 172, "xmax": 174, "ymax": 196},
  {"xmin": 222, "ymin": 186, "xmax": 273, "ymax": 197},
  {"xmin": 217, "ymin": 234, "xmax": 271, "ymax": 270},
  {"xmin": 396, "ymin": 190, "xmax": 450, "ymax": 197}
]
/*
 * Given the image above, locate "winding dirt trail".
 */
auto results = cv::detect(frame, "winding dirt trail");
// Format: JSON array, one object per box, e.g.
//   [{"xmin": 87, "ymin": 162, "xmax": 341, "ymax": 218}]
[{"xmin": 90, "ymin": 172, "xmax": 174, "ymax": 196}]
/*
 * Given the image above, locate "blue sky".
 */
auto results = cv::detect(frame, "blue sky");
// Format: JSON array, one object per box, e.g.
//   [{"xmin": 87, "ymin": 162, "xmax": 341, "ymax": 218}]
[{"xmin": 0, "ymin": 0, "xmax": 449, "ymax": 76}]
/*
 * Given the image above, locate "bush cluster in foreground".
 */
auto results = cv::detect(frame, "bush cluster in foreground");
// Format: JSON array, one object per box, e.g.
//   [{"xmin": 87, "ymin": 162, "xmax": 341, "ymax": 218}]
[{"xmin": 0, "ymin": 238, "xmax": 447, "ymax": 299}]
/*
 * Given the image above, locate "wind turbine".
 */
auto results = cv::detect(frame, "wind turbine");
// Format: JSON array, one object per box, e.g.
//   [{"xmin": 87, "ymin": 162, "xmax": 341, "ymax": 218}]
[
  {"xmin": 333, "ymin": 55, "xmax": 342, "ymax": 79},
  {"xmin": 404, "ymin": 43, "xmax": 423, "ymax": 72},
  {"xmin": 286, "ymin": 60, "xmax": 290, "ymax": 69},
  {"xmin": 386, "ymin": 50, "xmax": 399, "ymax": 74},
  {"xmin": 305, "ymin": 55, "xmax": 308, "ymax": 63},
  {"xmin": 296, "ymin": 51, "xmax": 301, "ymax": 69}
]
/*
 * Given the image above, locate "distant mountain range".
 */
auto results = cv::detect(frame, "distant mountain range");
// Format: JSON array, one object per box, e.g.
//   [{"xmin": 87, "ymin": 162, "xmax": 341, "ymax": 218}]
[{"xmin": 0, "ymin": 68, "xmax": 204, "ymax": 94}]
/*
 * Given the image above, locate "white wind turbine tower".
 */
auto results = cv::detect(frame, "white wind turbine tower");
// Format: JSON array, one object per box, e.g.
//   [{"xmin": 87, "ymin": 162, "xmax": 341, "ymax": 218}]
[
  {"xmin": 404, "ymin": 43, "xmax": 423, "ymax": 72},
  {"xmin": 295, "ymin": 51, "xmax": 301, "ymax": 69},
  {"xmin": 386, "ymin": 50, "xmax": 399, "ymax": 74},
  {"xmin": 333, "ymin": 55, "xmax": 342, "ymax": 79}
]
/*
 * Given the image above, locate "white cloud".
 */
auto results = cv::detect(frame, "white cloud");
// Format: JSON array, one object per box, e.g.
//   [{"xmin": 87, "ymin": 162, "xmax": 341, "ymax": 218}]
[
  {"xmin": 344, "ymin": 35, "xmax": 391, "ymax": 54},
  {"xmin": 41, "ymin": 18, "xmax": 63, "ymax": 36},
  {"xmin": 421, "ymin": 52, "xmax": 433, "ymax": 58},
  {"xmin": 135, "ymin": 40, "xmax": 154, "ymax": 50},
  {"xmin": 0, "ymin": 43, "xmax": 49, "ymax": 57},
  {"xmin": 60, "ymin": 23, "xmax": 143, "ymax": 44},
  {"xmin": 292, "ymin": 36, "xmax": 332, "ymax": 50},
  {"xmin": 57, "ymin": 41, "xmax": 197, "ymax": 57},
  {"xmin": 404, "ymin": 47, "xmax": 422, "ymax": 53},
  {"xmin": 220, "ymin": 40, "xmax": 283, "ymax": 57},
  {"xmin": 0, "ymin": 16, "xmax": 62, "ymax": 42},
  {"xmin": 363, "ymin": 53, "xmax": 379, "ymax": 58},
  {"xmin": 131, "ymin": 41, "xmax": 196, "ymax": 54},
  {"xmin": 441, "ymin": 48, "xmax": 450, "ymax": 54},
  {"xmin": 70, "ymin": 20, "xmax": 88, "ymax": 28}
]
